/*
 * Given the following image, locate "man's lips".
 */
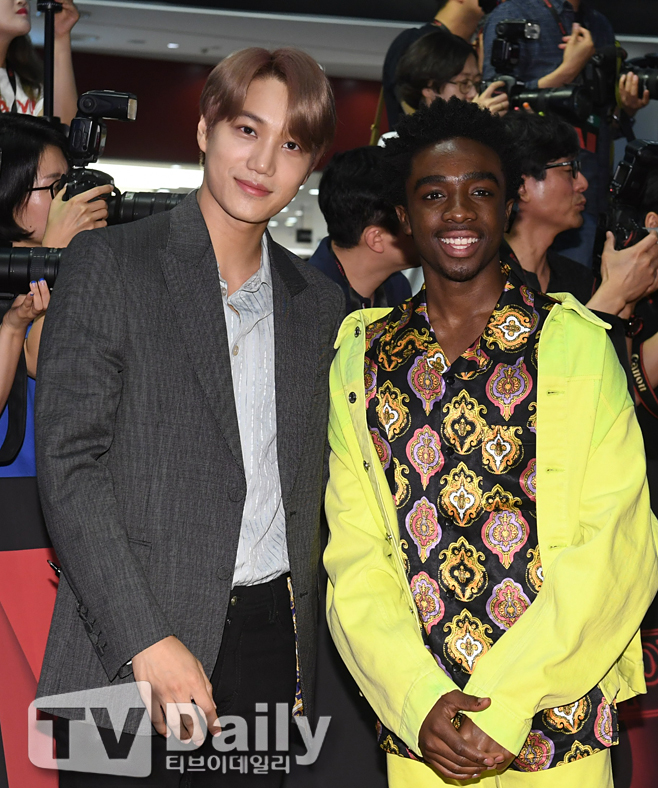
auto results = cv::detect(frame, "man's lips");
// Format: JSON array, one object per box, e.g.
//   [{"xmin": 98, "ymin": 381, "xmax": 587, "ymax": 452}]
[{"xmin": 235, "ymin": 178, "xmax": 272, "ymax": 197}]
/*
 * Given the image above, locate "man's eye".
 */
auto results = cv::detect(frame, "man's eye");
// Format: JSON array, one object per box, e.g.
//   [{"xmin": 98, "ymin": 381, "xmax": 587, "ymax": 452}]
[
  {"xmin": 423, "ymin": 190, "xmax": 444, "ymax": 200},
  {"xmin": 284, "ymin": 141, "xmax": 301, "ymax": 151},
  {"xmin": 239, "ymin": 125, "xmax": 256, "ymax": 136},
  {"xmin": 473, "ymin": 188, "xmax": 493, "ymax": 197}
]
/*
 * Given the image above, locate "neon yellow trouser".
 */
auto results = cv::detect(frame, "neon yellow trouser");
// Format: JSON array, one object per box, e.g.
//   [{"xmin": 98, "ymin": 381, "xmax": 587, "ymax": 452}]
[{"xmin": 387, "ymin": 749, "xmax": 613, "ymax": 788}]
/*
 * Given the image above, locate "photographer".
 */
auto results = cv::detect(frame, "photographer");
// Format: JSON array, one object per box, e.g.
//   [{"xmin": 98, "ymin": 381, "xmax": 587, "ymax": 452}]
[
  {"xmin": 503, "ymin": 111, "xmax": 658, "ymax": 359},
  {"xmin": 0, "ymin": 112, "xmax": 109, "ymax": 788},
  {"xmin": 383, "ymin": 0, "xmax": 485, "ymax": 125},
  {"xmin": 0, "ymin": 0, "xmax": 80, "ymax": 124},
  {"xmin": 395, "ymin": 29, "xmax": 509, "ymax": 115},
  {"xmin": 483, "ymin": 0, "xmax": 650, "ymax": 268}
]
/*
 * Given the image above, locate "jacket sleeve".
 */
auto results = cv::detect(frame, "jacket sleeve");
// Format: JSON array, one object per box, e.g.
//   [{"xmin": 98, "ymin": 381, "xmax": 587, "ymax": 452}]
[
  {"xmin": 35, "ymin": 230, "xmax": 174, "ymax": 682},
  {"xmin": 324, "ymin": 355, "xmax": 459, "ymax": 754},
  {"xmin": 462, "ymin": 335, "xmax": 658, "ymax": 755}
]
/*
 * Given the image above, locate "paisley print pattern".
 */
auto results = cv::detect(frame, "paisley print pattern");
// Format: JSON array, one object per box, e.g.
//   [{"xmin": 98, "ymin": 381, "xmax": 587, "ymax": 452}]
[
  {"xmin": 438, "ymin": 462, "xmax": 483, "ymax": 528},
  {"xmin": 364, "ymin": 266, "xmax": 615, "ymax": 769},
  {"xmin": 526, "ymin": 545, "xmax": 544, "ymax": 594},
  {"xmin": 481, "ymin": 425, "xmax": 524, "ymax": 474},
  {"xmin": 441, "ymin": 390, "xmax": 488, "ymax": 454},
  {"xmin": 443, "ymin": 609, "xmax": 493, "ymax": 674},
  {"xmin": 406, "ymin": 426, "xmax": 444, "ymax": 490},
  {"xmin": 558, "ymin": 742, "xmax": 600, "ymax": 765},
  {"xmin": 486, "ymin": 357, "xmax": 533, "ymax": 421},
  {"xmin": 370, "ymin": 427, "xmax": 391, "ymax": 471},
  {"xmin": 515, "ymin": 731, "xmax": 555, "ymax": 771},
  {"xmin": 483, "ymin": 304, "xmax": 538, "ymax": 352},
  {"xmin": 543, "ymin": 697, "xmax": 591, "ymax": 735},
  {"xmin": 408, "ymin": 355, "xmax": 445, "ymax": 415},
  {"xmin": 376, "ymin": 380, "xmax": 410, "ymax": 441},
  {"xmin": 438, "ymin": 537, "xmax": 488, "ymax": 602},
  {"xmin": 486, "ymin": 578, "xmax": 530, "ymax": 630},
  {"xmin": 410, "ymin": 571, "xmax": 444, "ymax": 633},
  {"xmin": 406, "ymin": 497, "xmax": 441, "ymax": 563},
  {"xmin": 520, "ymin": 458, "xmax": 537, "ymax": 502}
]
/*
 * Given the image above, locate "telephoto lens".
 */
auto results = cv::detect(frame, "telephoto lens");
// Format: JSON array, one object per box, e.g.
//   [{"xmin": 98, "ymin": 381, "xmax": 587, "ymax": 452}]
[
  {"xmin": 0, "ymin": 247, "xmax": 62, "ymax": 295},
  {"xmin": 107, "ymin": 191, "xmax": 187, "ymax": 225}
]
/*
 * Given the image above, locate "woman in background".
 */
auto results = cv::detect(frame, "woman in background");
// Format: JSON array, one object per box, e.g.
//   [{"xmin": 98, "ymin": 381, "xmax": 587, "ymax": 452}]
[
  {"xmin": 0, "ymin": 0, "xmax": 79, "ymax": 123},
  {"xmin": 0, "ymin": 113, "xmax": 110, "ymax": 788}
]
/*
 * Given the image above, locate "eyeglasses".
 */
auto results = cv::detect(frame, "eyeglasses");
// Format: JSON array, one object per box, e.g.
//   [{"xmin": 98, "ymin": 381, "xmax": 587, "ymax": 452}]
[
  {"xmin": 543, "ymin": 159, "xmax": 582, "ymax": 179},
  {"xmin": 446, "ymin": 78, "xmax": 483, "ymax": 95},
  {"xmin": 28, "ymin": 173, "xmax": 68, "ymax": 200}
]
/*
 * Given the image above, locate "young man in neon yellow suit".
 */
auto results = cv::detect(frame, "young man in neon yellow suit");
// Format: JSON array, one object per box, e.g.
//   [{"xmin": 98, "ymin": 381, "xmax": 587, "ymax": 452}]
[{"xmin": 323, "ymin": 97, "xmax": 658, "ymax": 787}]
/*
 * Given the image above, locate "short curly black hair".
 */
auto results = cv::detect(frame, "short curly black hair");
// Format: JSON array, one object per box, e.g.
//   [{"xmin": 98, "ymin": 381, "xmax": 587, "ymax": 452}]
[
  {"xmin": 382, "ymin": 97, "xmax": 523, "ymax": 205},
  {"xmin": 503, "ymin": 111, "xmax": 580, "ymax": 182}
]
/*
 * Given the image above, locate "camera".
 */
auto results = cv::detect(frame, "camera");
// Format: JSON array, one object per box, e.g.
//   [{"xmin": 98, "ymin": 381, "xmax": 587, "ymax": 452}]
[
  {"xmin": 491, "ymin": 20, "xmax": 541, "ymax": 76},
  {"xmin": 484, "ymin": 19, "xmax": 593, "ymax": 125},
  {"xmin": 481, "ymin": 74, "xmax": 593, "ymax": 125},
  {"xmin": 597, "ymin": 140, "xmax": 658, "ymax": 254},
  {"xmin": 0, "ymin": 247, "xmax": 62, "ymax": 296},
  {"xmin": 64, "ymin": 90, "xmax": 186, "ymax": 225},
  {"xmin": 585, "ymin": 47, "xmax": 658, "ymax": 110}
]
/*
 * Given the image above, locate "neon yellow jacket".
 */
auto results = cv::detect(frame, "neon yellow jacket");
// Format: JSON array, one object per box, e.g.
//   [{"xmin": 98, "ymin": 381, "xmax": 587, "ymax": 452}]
[{"xmin": 324, "ymin": 292, "xmax": 658, "ymax": 757}]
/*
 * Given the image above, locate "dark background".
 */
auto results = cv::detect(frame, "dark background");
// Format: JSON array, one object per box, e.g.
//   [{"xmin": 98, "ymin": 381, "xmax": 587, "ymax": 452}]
[{"xmin": 113, "ymin": 0, "xmax": 658, "ymax": 36}]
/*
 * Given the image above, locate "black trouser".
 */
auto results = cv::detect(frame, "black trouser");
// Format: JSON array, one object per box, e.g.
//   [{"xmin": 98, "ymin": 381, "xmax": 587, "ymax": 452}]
[{"xmin": 55, "ymin": 574, "xmax": 297, "ymax": 787}]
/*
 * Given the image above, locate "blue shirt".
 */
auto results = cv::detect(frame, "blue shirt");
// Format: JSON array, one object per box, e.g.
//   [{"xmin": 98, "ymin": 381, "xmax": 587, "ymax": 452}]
[
  {"xmin": 0, "ymin": 371, "xmax": 36, "ymax": 478},
  {"xmin": 308, "ymin": 236, "xmax": 412, "ymax": 317},
  {"xmin": 483, "ymin": 0, "xmax": 615, "ymax": 215}
]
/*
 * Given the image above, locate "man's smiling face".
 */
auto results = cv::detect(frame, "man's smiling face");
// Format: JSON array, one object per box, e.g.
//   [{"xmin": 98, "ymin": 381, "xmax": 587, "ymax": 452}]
[{"xmin": 397, "ymin": 137, "xmax": 511, "ymax": 283}]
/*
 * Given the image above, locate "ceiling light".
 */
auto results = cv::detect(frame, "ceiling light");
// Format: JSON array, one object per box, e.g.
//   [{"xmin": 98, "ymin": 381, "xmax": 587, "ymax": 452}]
[
  {"xmin": 167, "ymin": 42, "xmax": 180, "ymax": 49},
  {"xmin": 309, "ymin": 188, "xmax": 319, "ymax": 195},
  {"xmin": 279, "ymin": 206, "xmax": 289, "ymax": 213},
  {"xmin": 285, "ymin": 217, "xmax": 298, "ymax": 226},
  {"xmin": 269, "ymin": 220, "xmax": 279, "ymax": 228},
  {"xmin": 128, "ymin": 39, "xmax": 146, "ymax": 45}
]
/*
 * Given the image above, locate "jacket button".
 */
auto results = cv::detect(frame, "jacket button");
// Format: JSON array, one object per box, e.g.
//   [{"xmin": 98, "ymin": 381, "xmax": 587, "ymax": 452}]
[
  {"xmin": 229, "ymin": 487, "xmax": 245, "ymax": 502},
  {"xmin": 354, "ymin": 327, "xmax": 361, "ymax": 337},
  {"xmin": 230, "ymin": 595, "xmax": 238, "ymax": 606},
  {"xmin": 363, "ymin": 460, "xmax": 370, "ymax": 471},
  {"xmin": 348, "ymin": 392, "xmax": 357, "ymax": 403}
]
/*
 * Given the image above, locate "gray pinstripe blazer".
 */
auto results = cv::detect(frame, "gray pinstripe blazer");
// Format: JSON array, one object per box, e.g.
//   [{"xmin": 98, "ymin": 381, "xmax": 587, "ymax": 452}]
[{"xmin": 34, "ymin": 192, "xmax": 343, "ymax": 729}]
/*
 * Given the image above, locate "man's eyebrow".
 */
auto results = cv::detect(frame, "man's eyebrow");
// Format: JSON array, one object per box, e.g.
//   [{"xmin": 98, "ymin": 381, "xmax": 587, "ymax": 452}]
[
  {"xmin": 236, "ymin": 110, "xmax": 266, "ymax": 125},
  {"xmin": 414, "ymin": 171, "xmax": 500, "ymax": 190}
]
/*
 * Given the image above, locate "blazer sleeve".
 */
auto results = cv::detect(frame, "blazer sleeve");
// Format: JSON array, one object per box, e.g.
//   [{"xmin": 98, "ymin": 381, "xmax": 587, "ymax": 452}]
[
  {"xmin": 461, "ymin": 335, "xmax": 658, "ymax": 755},
  {"xmin": 35, "ymin": 230, "xmax": 174, "ymax": 682},
  {"xmin": 324, "ymin": 354, "xmax": 459, "ymax": 754}
]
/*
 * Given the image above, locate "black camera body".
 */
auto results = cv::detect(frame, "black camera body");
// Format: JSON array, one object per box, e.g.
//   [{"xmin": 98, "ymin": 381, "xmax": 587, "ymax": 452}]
[
  {"xmin": 491, "ymin": 19, "xmax": 541, "ymax": 76},
  {"xmin": 484, "ymin": 19, "xmax": 593, "ymax": 124},
  {"xmin": 599, "ymin": 140, "xmax": 658, "ymax": 252},
  {"xmin": 585, "ymin": 46, "xmax": 658, "ymax": 109}
]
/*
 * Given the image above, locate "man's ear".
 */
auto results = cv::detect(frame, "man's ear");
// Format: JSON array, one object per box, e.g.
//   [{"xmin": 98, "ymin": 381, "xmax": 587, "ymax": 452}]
[
  {"xmin": 505, "ymin": 198, "xmax": 515, "ymax": 222},
  {"xmin": 363, "ymin": 225, "xmax": 386, "ymax": 254},
  {"xmin": 646, "ymin": 211, "xmax": 658, "ymax": 229},
  {"xmin": 197, "ymin": 116, "xmax": 209, "ymax": 153},
  {"xmin": 396, "ymin": 204, "xmax": 412, "ymax": 236},
  {"xmin": 517, "ymin": 175, "xmax": 531, "ymax": 204}
]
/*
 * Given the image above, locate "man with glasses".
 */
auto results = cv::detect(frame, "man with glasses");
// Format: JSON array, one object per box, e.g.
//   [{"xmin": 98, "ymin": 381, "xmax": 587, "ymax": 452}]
[{"xmin": 503, "ymin": 111, "xmax": 658, "ymax": 318}]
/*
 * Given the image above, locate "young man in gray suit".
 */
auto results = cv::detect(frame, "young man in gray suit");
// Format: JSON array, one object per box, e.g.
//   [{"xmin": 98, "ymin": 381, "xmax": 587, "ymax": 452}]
[{"xmin": 34, "ymin": 47, "xmax": 342, "ymax": 786}]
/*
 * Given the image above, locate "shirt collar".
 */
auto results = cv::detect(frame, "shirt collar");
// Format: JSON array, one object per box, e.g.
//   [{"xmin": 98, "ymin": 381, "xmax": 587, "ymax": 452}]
[{"xmin": 218, "ymin": 234, "xmax": 272, "ymax": 295}]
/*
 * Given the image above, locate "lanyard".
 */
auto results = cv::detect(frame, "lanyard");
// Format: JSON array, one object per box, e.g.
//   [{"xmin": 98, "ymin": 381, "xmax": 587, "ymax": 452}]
[{"xmin": 542, "ymin": 0, "xmax": 569, "ymax": 37}]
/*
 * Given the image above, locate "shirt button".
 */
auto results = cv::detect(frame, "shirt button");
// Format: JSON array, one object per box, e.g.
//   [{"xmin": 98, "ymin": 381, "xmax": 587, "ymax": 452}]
[
  {"xmin": 232, "ymin": 345, "xmax": 239, "ymax": 356},
  {"xmin": 349, "ymin": 392, "xmax": 357, "ymax": 403},
  {"xmin": 230, "ymin": 595, "xmax": 238, "ymax": 606},
  {"xmin": 445, "ymin": 374, "xmax": 455, "ymax": 386},
  {"xmin": 354, "ymin": 327, "xmax": 361, "ymax": 337},
  {"xmin": 444, "ymin": 445, "xmax": 455, "ymax": 457}
]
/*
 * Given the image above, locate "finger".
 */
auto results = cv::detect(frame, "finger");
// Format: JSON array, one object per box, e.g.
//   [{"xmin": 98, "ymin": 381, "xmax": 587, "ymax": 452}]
[
  {"xmin": 438, "ymin": 726, "xmax": 497, "ymax": 768},
  {"xmin": 425, "ymin": 753, "xmax": 484, "ymax": 780},
  {"xmin": 31, "ymin": 281, "xmax": 44, "ymax": 312},
  {"xmin": 37, "ymin": 279, "xmax": 50, "ymax": 307},
  {"xmin": 72, "ymin": 184, "xmax": 114, "ymax": 202},
  {"xmin": 149, "ymin": 699, "xmax": 168, "ymax": 738},
  {"xmin": 164, "ymin": 701, "xmax": 187, "ymax": 742}
]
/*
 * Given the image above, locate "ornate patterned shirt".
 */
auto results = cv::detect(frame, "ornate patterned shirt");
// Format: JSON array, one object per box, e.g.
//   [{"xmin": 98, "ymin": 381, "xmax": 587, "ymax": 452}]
[{"xmin": 364, "ymin": 267, "xmax": 618, "ymax": 771}]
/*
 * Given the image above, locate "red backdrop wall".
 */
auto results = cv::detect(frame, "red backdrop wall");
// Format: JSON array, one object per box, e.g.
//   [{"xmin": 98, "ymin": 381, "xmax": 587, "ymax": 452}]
[{"xmin": 61, "ymin": 50, "xmax": 389, "ymax": 166}]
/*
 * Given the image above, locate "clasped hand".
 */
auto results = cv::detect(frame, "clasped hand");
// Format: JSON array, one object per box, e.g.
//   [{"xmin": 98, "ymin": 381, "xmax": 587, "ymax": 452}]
[{"xmin": 419, "ymin": 690, "xmax": 514, "ymax": 781}]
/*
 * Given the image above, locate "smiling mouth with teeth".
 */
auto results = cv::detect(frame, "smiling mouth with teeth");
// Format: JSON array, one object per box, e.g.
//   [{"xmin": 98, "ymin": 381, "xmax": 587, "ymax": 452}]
[{"xmin": 439, "ymin": 237, "xmax": 479, "ymax": 247}]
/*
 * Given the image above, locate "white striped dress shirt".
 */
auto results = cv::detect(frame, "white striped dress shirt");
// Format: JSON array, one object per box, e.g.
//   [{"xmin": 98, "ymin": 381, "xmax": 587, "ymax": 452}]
[{"xmin": 218, "ymin": 238, "xmax": 289, "ymax": 587}]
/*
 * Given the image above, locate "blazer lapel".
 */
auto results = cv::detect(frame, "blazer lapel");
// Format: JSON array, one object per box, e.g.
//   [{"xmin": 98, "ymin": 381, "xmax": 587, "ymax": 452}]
[
  {"xmin": 160, "ymin": 194, "xmax": 244, "ymax": 471},
  {"xmin": 270, "ymin": 236, "xmax": 318, "ymax": 506}
]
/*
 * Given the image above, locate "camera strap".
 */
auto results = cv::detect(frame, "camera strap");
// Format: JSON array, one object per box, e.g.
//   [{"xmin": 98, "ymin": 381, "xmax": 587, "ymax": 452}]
[
  {"xmin": 0, "ymin": 350, "xmax": 28, "ymax": 465},
  {"xmin": 541, "ymin": 0, "xmax": 568, "ymax": 38},
  {"xmin": 631, "ymin": 343, "xmax": 658, "ymax": 420}
]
